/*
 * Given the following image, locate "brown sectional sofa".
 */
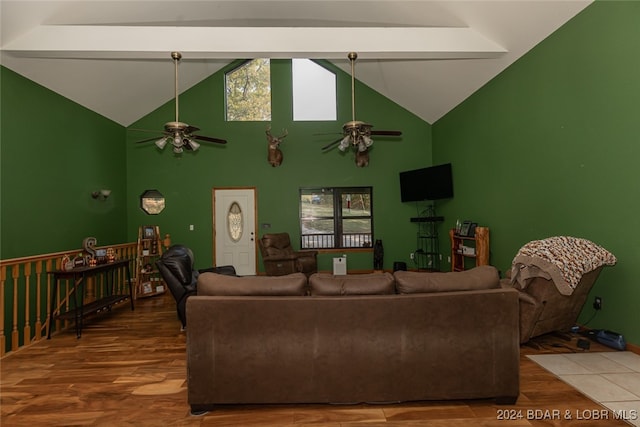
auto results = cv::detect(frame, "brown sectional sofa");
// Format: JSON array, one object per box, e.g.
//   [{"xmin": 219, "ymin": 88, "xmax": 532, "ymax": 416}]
[{"xmin": 186, "ymin": 266, "xmax": 520, "ymax": 413}]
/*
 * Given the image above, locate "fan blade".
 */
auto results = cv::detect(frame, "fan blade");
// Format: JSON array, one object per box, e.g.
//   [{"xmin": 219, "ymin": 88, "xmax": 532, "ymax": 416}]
[
  {"xmin": 371, "ymin": 130, "xmax": 402, "ymax": 136},
  {"xmin": 135, "ymin": 135, "xmax": 166, "ymax": 144},
  {"xmin": 185, "ymin": 125, "xmax": 201, "ymax": 133},
  {"xmin": 192, "ymin": 134, "xmax": 227, "ymax": 144},
  {"xmin": 129, "ymin": 128, "xmax": 164, "ymax": 134},
  {"xmin": 322, "ymin": 137, "xmax": 344, "ymax": 151}
]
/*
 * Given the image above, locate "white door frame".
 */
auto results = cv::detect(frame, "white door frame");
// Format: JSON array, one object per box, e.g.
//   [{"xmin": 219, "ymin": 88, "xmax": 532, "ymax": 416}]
[{"xmin": 212, "ymin": 187, "xmax": 258, "ymax": 275}]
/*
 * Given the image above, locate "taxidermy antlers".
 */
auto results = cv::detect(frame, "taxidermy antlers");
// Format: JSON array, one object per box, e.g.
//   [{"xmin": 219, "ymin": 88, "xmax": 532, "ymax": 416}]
[{"xmin": 266, "ymin": 126, "xmax": 288, "ymax": 167}]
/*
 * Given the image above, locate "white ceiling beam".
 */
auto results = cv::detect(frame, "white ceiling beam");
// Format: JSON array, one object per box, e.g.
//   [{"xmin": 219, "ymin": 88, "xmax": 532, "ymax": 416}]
[{"xmin": 2, "ymin": 25, "xmax": 506, "ymax": 59}]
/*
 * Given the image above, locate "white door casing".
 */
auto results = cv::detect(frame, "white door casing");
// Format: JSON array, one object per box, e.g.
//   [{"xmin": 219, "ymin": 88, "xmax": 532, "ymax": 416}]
[{"xmin": 213, "ymin": 188, "xmax": 257, "ymax": 276}]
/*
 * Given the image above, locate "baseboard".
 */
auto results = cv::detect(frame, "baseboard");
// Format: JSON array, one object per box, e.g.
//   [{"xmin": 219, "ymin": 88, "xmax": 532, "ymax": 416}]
[{"xmin": 627, "ymin": 342, "xmax": 640, "ymax": 355}]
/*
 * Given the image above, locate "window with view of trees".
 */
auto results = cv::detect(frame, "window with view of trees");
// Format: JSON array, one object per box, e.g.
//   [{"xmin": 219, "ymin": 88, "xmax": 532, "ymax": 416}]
[
  {"xmin": 225, "ymin": 58, "xmax": 271, "ymax": 121},
  {"xmin": 300, "ymin": 187, "xmax": 374, "ymax": 249}
]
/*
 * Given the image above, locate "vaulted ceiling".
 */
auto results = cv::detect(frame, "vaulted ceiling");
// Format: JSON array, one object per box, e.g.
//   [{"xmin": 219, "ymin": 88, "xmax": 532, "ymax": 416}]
[{"xmin": 0, "ymin": 1, "xmax": 592, "ymax": 126}]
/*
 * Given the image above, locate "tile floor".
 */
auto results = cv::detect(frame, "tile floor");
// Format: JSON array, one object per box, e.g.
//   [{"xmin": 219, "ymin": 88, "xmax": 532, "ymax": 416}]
[{"xmin": 528, "ymin": 351, "xmax": 640, "ymax": 426}]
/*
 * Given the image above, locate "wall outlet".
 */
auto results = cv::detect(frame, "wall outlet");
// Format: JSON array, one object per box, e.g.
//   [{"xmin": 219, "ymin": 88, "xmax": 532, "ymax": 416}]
[
  {"xmin": 593, "ymin": 296, "xmax": 602, "ymax": 310},
  {"xmin": 410, "ymin": 252, "xmax": 414, "ymax": 260}
]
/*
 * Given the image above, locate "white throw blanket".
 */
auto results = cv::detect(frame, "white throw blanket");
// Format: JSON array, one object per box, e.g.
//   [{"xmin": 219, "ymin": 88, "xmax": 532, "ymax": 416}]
[{"xmin": 510, "ymin": 236, "xmax": 616, "ymax": 295}]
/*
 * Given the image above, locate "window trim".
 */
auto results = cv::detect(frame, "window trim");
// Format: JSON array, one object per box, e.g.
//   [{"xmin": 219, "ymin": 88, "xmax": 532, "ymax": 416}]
[{"xmin": 299, "ymin": 186, "xmax": 374, "ymax": 250}]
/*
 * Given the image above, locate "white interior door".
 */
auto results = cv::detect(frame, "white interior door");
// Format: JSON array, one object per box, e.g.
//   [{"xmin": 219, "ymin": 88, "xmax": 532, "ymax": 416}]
[{"xmin": 213, "ymin": 188, "xmax": 257, "ymax": 276}]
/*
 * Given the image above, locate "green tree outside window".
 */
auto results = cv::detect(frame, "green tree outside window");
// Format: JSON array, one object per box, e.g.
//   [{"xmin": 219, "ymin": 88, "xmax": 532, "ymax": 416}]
[{"xmin": 225, "ymin": 58, "xmax": 271, "ymax": 121}]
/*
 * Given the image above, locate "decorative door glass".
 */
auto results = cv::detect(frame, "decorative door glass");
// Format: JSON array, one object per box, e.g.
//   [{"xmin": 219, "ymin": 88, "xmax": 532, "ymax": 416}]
[{"xmin": 227, "ymin": 202, "xmax": 243, "ymax": 242}]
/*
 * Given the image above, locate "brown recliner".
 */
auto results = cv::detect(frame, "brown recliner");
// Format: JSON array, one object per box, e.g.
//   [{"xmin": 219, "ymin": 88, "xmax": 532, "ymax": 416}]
[
  {"xmin": 504, "ymin": 236, "xmax": 616, "ymax": 344},
  {"xmin": 504, "ymin": 266, "xmax": 604, "ymax": 344},
  {"xmin": 258, "ymin": 232, "xmax": 318, "ymax": 277}
]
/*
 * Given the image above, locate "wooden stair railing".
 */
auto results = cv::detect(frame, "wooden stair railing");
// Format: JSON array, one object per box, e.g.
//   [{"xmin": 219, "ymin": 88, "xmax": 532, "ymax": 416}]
[{"xmin": 0, "ymin": 242, "xmax": 137, "ymax": 357}]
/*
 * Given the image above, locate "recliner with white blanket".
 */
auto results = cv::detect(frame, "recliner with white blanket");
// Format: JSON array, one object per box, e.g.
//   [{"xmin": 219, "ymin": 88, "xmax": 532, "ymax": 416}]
[{"xmin": 504, "ymin": 236, "xmax": 616, "ymax": 344}]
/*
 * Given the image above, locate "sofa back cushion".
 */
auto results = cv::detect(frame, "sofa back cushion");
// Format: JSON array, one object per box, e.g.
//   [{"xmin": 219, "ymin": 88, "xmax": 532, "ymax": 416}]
[
  {"xmin": 309, "ymin": 272, "xmax": 395, "ymax": 296},
  {"xmin": 394, "ymin": 265, "xmax": 500, "ymax": 294},
  {"xmin": 197, "ymin": 272, "xmax": 307, "ymax": 296}
]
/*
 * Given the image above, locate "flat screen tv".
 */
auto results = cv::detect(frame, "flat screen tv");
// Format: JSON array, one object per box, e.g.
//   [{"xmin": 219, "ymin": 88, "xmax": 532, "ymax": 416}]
[{"xmin": 399, "ymin": 163, "xmax": 453, "ymax": 202}]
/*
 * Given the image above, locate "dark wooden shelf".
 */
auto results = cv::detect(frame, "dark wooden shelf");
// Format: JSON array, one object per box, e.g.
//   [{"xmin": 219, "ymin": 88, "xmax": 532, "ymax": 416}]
[
  {"xmin": 56, "ymin": 294, "xmax": 130, "ymax": 321},
  {"xmin": 410, "ymin": 216, "xmax": 444, "ymax": 223}
]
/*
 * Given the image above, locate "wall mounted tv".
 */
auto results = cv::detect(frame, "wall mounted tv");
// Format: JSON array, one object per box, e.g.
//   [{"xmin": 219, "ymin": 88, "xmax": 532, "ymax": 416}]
[{"xmin": 399, "ymin": 163, "xmax": 453, "ymax": 202}]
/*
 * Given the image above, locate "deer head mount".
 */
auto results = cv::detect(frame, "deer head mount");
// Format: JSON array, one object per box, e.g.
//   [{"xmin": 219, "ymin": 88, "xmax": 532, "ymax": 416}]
[
  {"xmin": 266, "ymin": 126, "xmax": 288, "ymax": 167},
  {"xmin": 355, "ymin": 148, "xmax": 370, "ymax": 168}
]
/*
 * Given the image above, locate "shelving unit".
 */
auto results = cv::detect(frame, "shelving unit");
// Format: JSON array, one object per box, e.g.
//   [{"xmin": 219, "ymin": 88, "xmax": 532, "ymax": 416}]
[
  {"xmin": 449, "ymin": 226, "xmax": 490, "ymax": 272},
  {"xmin": 410, "ymin": 206, "xmax": 444, "ymax": 271},
  {"xmin": 135, "ymin": 225, "xmax": 166, "ymax": 298}
]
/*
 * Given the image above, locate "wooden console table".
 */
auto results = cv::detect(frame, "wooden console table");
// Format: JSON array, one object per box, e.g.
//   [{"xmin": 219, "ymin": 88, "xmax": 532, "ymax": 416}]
[{"xmin": 47, "ymin": 258, "xmax": 134, "ymax": 339}]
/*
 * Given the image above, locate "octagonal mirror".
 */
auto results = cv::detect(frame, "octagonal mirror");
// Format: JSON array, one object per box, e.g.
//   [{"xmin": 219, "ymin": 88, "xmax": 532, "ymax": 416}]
[{"xmin": 140, "ymin": 189, "xmax": 165, "ymax": 215}]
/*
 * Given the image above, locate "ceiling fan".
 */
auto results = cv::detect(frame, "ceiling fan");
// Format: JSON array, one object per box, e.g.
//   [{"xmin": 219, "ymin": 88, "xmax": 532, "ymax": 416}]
[
  {"xmin": 322, "ymin": 52, "xmax": 402, "ymax": 166},
  {"xmin": 133, "ymin": 52, "xmax": 227, "ymax": 153}
]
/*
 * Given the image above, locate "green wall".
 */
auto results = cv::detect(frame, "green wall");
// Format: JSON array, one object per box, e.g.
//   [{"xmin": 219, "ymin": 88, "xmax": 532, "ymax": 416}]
[
  {"xmin": 126, "ymin": 59, "xmax": 432, "ymax": 272},
  {"xmin": 433, "ymin": 1, "xmax": 640, "ymax": 344},
  {"xmin": 0, "ymin": 67, "xmax": 128, "ymax": 258}
]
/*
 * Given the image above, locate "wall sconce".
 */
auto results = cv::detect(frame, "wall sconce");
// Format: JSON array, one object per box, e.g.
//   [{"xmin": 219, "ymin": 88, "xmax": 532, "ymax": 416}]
[{"xmin": 91, "ymin": 189, "xmax": 112, "ymax": 200}]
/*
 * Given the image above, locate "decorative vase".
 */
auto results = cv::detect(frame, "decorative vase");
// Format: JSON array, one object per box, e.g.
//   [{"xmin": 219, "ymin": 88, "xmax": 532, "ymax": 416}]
[{"xmin": 373, "ymin": 239, "xmax": 384, "ymax": 270}]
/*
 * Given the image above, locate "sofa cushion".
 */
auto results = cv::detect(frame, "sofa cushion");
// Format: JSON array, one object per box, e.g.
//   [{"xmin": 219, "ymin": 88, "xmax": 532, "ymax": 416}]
[
  {"xmin": 394, "ymin": 265, "xmax": 500, "ymax": 294},
  {"xmin": 309, "ymin": 272, "xmax": 395, "ymax": 296},
  {"xmin": 197, "ymin": 272, "xmax": 307, "ymax": 296}
]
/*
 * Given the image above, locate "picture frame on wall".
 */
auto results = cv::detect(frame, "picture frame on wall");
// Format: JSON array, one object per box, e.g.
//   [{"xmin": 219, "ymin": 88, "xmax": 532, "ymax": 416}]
[
  {"xmin": 143, "ymin": 226, "xmax": 156, "ymax": 239},
  {"xmin": 459, "ymin": 221, "xmax": 472, "ymax": 237}
]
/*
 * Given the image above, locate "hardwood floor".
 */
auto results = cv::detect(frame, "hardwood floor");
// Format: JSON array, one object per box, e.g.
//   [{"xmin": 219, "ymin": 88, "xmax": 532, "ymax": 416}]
[{"xmin": 0, "ymin": 293, "xmax": 631, "ymax": 426}]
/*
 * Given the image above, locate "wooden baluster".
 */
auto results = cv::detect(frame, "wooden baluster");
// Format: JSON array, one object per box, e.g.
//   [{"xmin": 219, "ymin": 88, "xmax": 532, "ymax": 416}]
[
  {"xmin": 1, "ymin": 265, "xmax": 6, "ymax": 357},
  {"xmin": 23, "ymin": 263, "xmax": 32, "ymax": 346},
  {"xmin": 45, "ymin": 259, "xmax": 53, "ymax": 338},
  {"xmin": 12, "ymin": 265, "xmax": 19, "ymax": 351},
  {"xmin": 35, "ymin": 261, "xmax": 43, "ymax": 341}
]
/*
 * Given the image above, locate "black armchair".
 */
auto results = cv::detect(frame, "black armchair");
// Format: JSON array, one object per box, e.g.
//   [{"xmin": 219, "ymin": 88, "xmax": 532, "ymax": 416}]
[{"xmin": 156, "ymin": 245, "xmax": 236, "ymax": 329}]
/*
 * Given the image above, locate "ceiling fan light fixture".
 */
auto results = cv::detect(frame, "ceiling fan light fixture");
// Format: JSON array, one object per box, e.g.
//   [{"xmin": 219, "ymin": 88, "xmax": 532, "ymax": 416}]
[
  {"xmin": 186, "ymin": 138, "xmax": 200, "ymax": 151},
  {"xmin": 134, "ymin": 52, "xmax": 227, "ymax": 152},
  {"xmin": 362, "ymin": 134, "xmax": 373, "ymax": 148},
  {"xmin": 155, "ymin": 136, "xmax": 169, "ymax": 150},
  {"xmin": 338, "ymin": 135, "xmax": 351, "ymax": 151}
]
